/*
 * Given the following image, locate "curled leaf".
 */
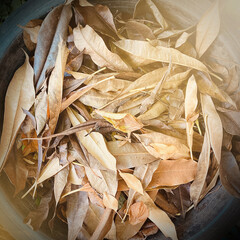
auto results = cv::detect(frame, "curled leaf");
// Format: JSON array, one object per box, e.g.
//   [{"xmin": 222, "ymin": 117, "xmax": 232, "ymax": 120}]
[{"xmin": 129, "ymin": 201, "xmax": 149, "ymax": 225}]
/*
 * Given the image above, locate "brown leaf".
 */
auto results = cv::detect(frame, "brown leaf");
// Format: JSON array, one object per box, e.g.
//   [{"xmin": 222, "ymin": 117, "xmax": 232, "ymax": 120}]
[
  {"xmin": 73, "ymin": 3, "xmax": 118, "ymax": 39},
  {"xmin": 24, "ymin": 189, "xmax": 53, "ymax": 230},
  {"xmin": 196, "ymin": 0, "xmax": 220, "ymax": 58},
  {"xmin": 147, "ymin": 159, "xmax": 197, "ymax": 189},
  {"xmin": 66, "ymin": 188, "xmax": 89, "ymax": 240},
  {"xmin": 0, "ymin": 52, "xmax": 35, "ymax": 170},
  {"xmin": 21, "ymin": 19, "xmax": 43, "ymax": 51},
  {"xmin": 220, "ymin": 151, "xmax": 240, "ymax": 198},
  {"xmin": 48, "ymin": 40, "xmax": 69, "ymax": 133},
  {"xmin": 73, "ymin": 25, "xmax": 131, "ymax": 71},
  {"xmin": 129, "ymin": 202, "xmax": 149, "ymax": 225},
  {"xmin": 34, "ymin": 4, "xmax": 72, "ymax": 91},
  {"xmin": 136, "ymin": 191, "xmax": 178, "ymax": 240},
  {"xmin": 4, "ymin": 141, "xmax": 28, "ymax": 196}
]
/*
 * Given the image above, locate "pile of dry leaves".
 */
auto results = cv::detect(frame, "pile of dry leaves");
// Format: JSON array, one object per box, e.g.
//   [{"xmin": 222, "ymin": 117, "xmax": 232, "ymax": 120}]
[{"xmin": 0, "ymin": 0, "xmax": 240, "ymax": 239}]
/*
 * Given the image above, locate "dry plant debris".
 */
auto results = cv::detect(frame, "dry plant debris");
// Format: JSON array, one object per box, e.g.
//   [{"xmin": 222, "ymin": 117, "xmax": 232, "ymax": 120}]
[{"xmin": 0, "ymin": 0, "xmax": 240, "ymax": 239}]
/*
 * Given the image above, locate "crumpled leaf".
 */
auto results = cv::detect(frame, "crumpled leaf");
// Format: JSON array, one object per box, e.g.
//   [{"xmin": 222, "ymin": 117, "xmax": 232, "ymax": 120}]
[
  {"xmin": 48, "ymin": 40, "xmax": 69, "ymax": 133},
  {"xmin": 0, "ymin": 52, "xmax": 35, "ymax": 171},
  {"xmin": 201, "ymin": 94, "xmax": 223, "ymax": 163},
  {"xmin": 73, "ymin": 25, "xmax": 131, "ymax": 71},
  {"xmin": 34, "ymin": 4, "xmax": 72, "ymax": 91},
  {"xmin": 106, "ymin": 141, "xmax": 156, "ymax": 169},
  {"xmin": 119, "ymin": 171, "xmax": 144, "ymax": 194},
  {"xmin": 66, "ymin": 188, "xmax": 89, "ymax": 240},
  {"xmin": 196, "ymin": 0, "xmax": 220, "ymax": 58},
  {"xmin": 147, "ymin": 159, "xmax": 197, "ymax": 189},
  {"xmin": 67, "ymin": 107, "xmax": 117, "ymax": 171},
  {"xmin": 24, "ymin": 189, "xmax": 53, "ymax": 230},
  {"xmin": 136, "ymin": 191, "xmax": 178, "ymax": 240},
  {"xmin": 95, "ymin": 110, "xmax": 143, "ymax": 133},
  {"xmin": 220, "ymin": 151, "xmax": 240, "ymax": 198},
  {"xmin": 103, "ymin": 192, "xmax": 118, "ymax": 212},
  {"xmin": 129, "ymin": 201, "xmax": 149, "ymax": 225},
  {"xmin": 135, "ymin": 132, "xmax": 190, "ymax": 160},
  {"xmin": 114, "ymin": 39, "xmax": 209, "ymax": 73}
]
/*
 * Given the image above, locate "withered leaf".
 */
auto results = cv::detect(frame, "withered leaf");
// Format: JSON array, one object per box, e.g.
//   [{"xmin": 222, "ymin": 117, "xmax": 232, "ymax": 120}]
[
  {"xmin": 25, "ymin": 189, "xmax": 53, "ymax": 230},
  {"xmin": 66, "ymin": 188, "xmax": 89, "ymax": 240},
  {"xmin": 196, "ymin": 0, "xmax": 220, "ymax": 58},
  {"xmin": 103, "ymin": 192, "xmax": 118, "ymax": 212},
  {"xmin": 136, "ymin": 191, "xmax": 178, "ymax": 240},
  {"xmin": 34, "ymin": 4, "xmax": 72, "ymax": 91},
  {"xmin": 220, "ymin": 151, "xmax": 240, "ymax": 198},
  {"xmin": 201, "ymin": 94, "xmax": 223, "ymax": 163},
  {"xmin": 129, "ymin": 201, "xmax": 149, "ymax": 225},
  {"xmin": 73, "ymin": 25, "xmax": 131, "ymax": 71},
  {"xmin": 0, "ymin": 52, "xmax": 35, "ymax": 170},
  {"xmin": 147, "ymin": 159, "xmax": 197, "ymax": 189}
]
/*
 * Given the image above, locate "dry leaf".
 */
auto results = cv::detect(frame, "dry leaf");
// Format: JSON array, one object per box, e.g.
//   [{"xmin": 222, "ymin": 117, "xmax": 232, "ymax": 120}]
[
  {"xmin": 196, "ymin": 0, "xmax": 220, "ymax": 58},
  {"xmin": 67, "ymin": 108, "xmax": 116, "ymax": 171},
  {"xmin": 48, "ymin": 40, "xmax": 69, "ymax": 133},
  {"xmin": 0, "ymin": 52, "xmax": 35, "ymax": 171},
  {"xmin": 201, "ymin": 94, "xmax": 223, "ymax": 163},
  {"xmin": 34, "ymin": 4, "xmax": 72, "ymax": 91},
  {"xmin": 66, "ymin": 188, "xmax": 89, "ymax": 240},
  {"xmin": 136, "ymin": 132, "xmax": 190, "ymax": 160},
  {"xmin": 147, "ymin": 159, "xmax": 197, "ymax": 189},
  {"xmin": 119, "ymin": 171, "xmax": 144, "ymax": 194},
  {"xmin": 73, "ymin": 25, "xmax": 131, "ymax": 71},
  {"xmin": 103, "ymin": 192, "xmax": 118, "ymax": 211},
  {"xmin": 114, "ymin": 39, "xmax": 209, "ymax": 73},
  {"xmin": 95, "ymin": 110, "xmax": 143, "ymax": 133},
  {"xmin": 107, "ymin": 141, "xmax": 156, "ymax": 169},
  {"xmin": 136, "ymin": 191, "xmax": 178, "ymax": 240},
  {"xmin": 129, "ymin": 201, "xmax": 149, "ymax": 225}
]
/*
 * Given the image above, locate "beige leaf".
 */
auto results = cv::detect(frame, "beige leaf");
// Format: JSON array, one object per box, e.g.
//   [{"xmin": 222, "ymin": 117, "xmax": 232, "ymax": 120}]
[
  {"xmin": 73, "ymin": 25, "xmax": 131, "ymax": 71},
  {"xmin": 201, "ymin": 94, "xmax": 223, "ymax": 163},
  {"xmin": 196, "ymin": 0, "xmax": 220, "ymax": 58},
  {"xmin": 67, "ymin": 107, "xmax": 116, "ymax": 171},
  {"xmin": 175, "ymin": 32, "xmax": 192, "ymax": 48},
  {"xmin": 114, "ymin": 39, "xmax": 209, "ymax": 73},
  {"xmin": 106, "ymin": 141, "xmax": 156, "ymax": 169},
  {"xmin": 136, "ymin": 191, "xmax": 178, "ymax": 240},
  {"xmin": 190, "ymin": 127, "xmax": 211, "ymax": 206},
  {"xmin": 20, "ymin": 25, "xmax": 41, "ymax": 44},
  {"xmin": 185, "ymin": 75, "xmax": 198, "ymax": 158},
  {"xmin": 136, "ymin": 132, "xmax": 190, "ymax": 160},
  {"xmin": 95, "ymin": 110, "xmax": 143, "ymax": 133},
  {"xmin": 103, "ymin": 192, "xmax": 118, "ymax": 212},
  {"xmin": 119, "ymin": 171, "xmax": 143, "ymax": 194},
  {"xmin": 48, "ymin": 39, "xmax": 69, "ymax": 133},
  {"xmin": 147, "ymin": 159, "xmax": 197, "ymax": 189},
  {"xmin": 129, "ymin": 201, "xmax": 149, "ymax": 225},
  {"xmin": 0, "ymin": 52, "xmax": 35, "ymax": 171}
]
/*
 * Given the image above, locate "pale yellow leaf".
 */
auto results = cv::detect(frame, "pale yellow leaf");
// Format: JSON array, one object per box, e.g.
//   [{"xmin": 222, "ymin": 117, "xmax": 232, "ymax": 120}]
[
  {"xmin": 119, "ymin": 171, "xmax": 143, "ymax": 194},
  {"xmin": 0, "ymin": 52, "xmax": 35, "ymax": 170},
  {"xmin": 196, "ymin": 0, "xmax": 220, "ymax": 58},
  {"xmin": 103, "ymin": 192, "xmax": 118, "ymax": 212}
]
